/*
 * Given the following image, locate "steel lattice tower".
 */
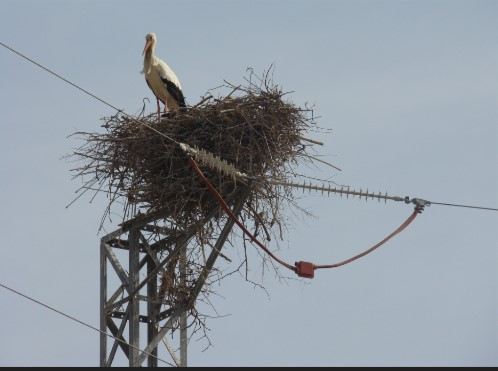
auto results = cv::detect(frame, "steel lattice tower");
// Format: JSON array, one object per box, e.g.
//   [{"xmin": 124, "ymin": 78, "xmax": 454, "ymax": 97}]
[{"xmin": 99, "ymin": 197, "xmax": 247, "ymax": 367}]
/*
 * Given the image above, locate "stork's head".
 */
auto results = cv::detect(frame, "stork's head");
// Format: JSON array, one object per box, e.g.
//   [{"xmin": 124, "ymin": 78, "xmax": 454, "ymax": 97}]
[{"xmin": 142, "ymin": 32, "xmax": 157, "ymax": 55}]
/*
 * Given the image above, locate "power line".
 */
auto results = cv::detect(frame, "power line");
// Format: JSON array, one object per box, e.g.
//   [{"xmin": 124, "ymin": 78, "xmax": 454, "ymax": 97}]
[
  {"xmin": 0, "ymin": 40, "xmax": 179, "ymax": 146},
  {"xmin": 0, "ymin": 282, "xmax": 174, "ymax": 366},
  {"xmin": 0, "ymin": 41, "xmax": 122, "ymax": 112},
  {"xmin": 429, "ymin": 201, "xmax": 498, "ymax": 212}
]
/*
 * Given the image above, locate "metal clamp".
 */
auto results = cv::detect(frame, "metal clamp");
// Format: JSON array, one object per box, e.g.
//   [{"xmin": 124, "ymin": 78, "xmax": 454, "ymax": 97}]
[{"xmin": 404, "ymin": 197, "xmax": 431, "ymax": 213}]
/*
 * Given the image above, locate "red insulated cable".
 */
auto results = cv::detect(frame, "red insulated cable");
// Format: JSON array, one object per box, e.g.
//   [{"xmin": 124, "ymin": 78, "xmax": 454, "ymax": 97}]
[
  {"xmin": 313, "ymin": 209, "xmax": 419, "ymax": 270},
  {"xmin": 188, "ymin": 158, "xmax": 297, "ymax": 272},
  {"xmin": 188, "ymin": 157, "xmax": 420, "ymax": 277}
]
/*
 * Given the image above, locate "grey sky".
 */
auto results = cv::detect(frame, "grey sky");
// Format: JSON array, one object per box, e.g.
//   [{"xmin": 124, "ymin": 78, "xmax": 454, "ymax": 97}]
[{"xmin": 1, "ymin": 0, "xmax": 497, "ymax": 366}]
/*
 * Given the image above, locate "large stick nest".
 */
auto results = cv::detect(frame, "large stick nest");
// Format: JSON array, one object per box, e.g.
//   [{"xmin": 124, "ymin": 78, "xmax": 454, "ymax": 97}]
[
  {"xmin": 72, "ymin": 76, "xmax": 321, "ymax": 241},
  {"xmin": 70, "ymin": 74, "xmax": 330, "ymax": 343}
]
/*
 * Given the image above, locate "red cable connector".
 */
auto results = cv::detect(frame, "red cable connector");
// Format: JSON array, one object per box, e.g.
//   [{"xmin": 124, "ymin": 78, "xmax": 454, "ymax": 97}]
[{"xmin": 295, "ymin": 261, "xmax": 315, "ymax": 278}]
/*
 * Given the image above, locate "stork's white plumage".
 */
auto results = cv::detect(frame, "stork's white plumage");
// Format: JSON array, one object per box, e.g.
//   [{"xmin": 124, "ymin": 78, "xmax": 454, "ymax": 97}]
[{"xmin": 142, "ymin": 32, "xmax": 185, "ymax": 117}]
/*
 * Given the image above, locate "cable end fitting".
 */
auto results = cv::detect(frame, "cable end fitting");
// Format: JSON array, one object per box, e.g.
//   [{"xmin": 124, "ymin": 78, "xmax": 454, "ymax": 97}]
[
  {"xmin": 411, "ymin": 198, "xmax": 431, "ymax": 213},
  {"xmin": 295, "ymin": 261, "xmax": 315, "ymax": 279}
]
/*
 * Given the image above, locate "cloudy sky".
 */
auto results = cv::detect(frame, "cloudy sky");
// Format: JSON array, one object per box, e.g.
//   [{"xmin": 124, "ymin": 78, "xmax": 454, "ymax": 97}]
[{"xmin": 1, "ymin": 0, "xmax": 496, "ymax": 366}]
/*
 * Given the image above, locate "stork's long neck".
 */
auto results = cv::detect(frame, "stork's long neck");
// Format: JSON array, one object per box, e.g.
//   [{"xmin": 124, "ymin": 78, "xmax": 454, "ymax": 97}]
[{"xmin": 143, "ymin": 44, "xmax": 155, "ymax": 74}]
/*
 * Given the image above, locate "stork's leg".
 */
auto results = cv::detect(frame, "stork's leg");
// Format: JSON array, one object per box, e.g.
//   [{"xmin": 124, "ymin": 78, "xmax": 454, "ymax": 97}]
[
  {"xmin": 161, "ymin": 102, "xmax": 170, "ymax": 118},
  {"xmin": 156, "ymin": 98, "xmax": 161, "ymax": 121}
]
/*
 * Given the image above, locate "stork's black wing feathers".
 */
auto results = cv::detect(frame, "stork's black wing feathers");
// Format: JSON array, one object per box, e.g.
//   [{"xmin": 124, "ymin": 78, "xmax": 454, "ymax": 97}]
[{"xmin": 161, "ymin": 77, "xmax": 186, "ymax": 107}]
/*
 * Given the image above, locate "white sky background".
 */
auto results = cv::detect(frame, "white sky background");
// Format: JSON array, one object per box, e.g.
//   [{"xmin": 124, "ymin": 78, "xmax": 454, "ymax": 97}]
[{"xmin": 1, "ymin": 0, "xmax": 497, "ymax": 366}]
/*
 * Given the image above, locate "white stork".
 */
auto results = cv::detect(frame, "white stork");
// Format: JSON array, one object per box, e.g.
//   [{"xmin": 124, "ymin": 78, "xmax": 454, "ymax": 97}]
[{"xmin": 142, "ymin": 32, "xmax": 186, "ymax": 117}]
